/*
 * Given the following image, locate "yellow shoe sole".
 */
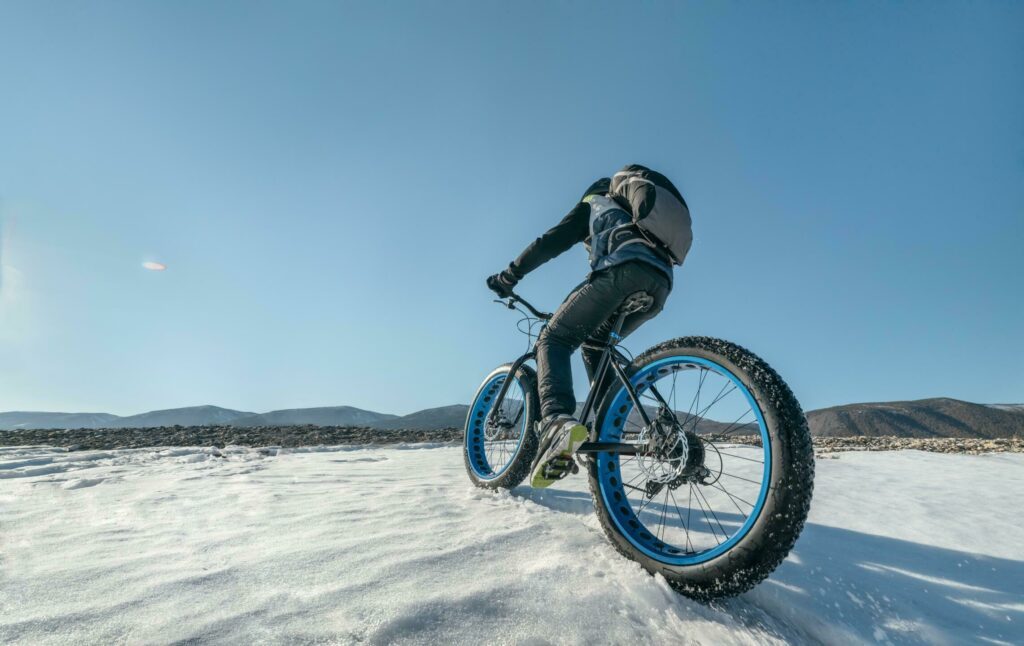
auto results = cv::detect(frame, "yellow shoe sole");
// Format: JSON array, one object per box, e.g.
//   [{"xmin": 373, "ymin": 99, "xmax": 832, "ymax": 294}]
[{"xmin": 530, "ymin": 424, "xmax": 588, "ymax": 489}]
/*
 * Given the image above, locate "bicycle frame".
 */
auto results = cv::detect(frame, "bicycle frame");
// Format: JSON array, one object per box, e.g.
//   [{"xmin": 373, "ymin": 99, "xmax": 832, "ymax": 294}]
[{"xmin": 487, "ymin": 293, "xmax": 668, "ymax": 455}]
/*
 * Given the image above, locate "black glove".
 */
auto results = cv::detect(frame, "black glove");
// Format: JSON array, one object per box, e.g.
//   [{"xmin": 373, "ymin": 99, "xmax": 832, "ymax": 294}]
[{"xmin": 486, "ymin": 269, "xmax": 519, "ymax": 298}]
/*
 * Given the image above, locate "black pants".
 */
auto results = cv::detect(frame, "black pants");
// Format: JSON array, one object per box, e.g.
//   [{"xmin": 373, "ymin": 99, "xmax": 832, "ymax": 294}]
[{"xmin": 535, "ymin": 261, "xmax": 671, "ymax": 419}]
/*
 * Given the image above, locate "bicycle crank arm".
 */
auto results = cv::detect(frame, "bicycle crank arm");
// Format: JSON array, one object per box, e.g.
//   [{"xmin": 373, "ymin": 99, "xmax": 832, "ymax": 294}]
[{"xmin": 575, "ymin": 442, "xmax": 641, "ymax": 456}]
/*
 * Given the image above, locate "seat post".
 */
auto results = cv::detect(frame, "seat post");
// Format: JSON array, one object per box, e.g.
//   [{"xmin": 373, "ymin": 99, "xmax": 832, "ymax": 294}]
[{"xmin": 609, "ymin": 310, "xmax": 629, "ymax": 343}]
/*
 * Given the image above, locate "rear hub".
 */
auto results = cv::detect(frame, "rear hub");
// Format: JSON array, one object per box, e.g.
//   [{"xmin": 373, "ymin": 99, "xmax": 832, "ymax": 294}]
[{"xmin": 639, "ymin": 410, "xmax": 711, "ymax": 497}]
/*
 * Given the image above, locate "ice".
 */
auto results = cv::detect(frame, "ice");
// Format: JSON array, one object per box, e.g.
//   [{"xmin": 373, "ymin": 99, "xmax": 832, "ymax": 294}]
[{"xmin": 0, "ymin": 445, "xmax": 1021, "ymax": 644}]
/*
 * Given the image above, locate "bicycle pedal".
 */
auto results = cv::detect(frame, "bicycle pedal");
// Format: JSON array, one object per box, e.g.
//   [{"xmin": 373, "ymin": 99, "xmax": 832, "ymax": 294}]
[
  {"xmin": 543, "ymin": 457, "xmax": 574, "ymax": 478},
  {"xmin": 541, "ymin": 467, "xmax": 566, "ymax": 480}
]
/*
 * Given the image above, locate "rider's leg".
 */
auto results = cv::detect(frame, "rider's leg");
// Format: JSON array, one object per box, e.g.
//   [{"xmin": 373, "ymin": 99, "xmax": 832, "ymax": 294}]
[
  {"xmin": 537, "ymin": 261, "xmax": 672, "ymax": 418},
  {"xmin": 580, "ymin": 262, "xmax": 672, "ymax": 388},
  {"xmin": 531, "ymin": 272, "xmax": 626, "ymax": 487},
  {"xmin": 531, "ymin": 262, "xmax": 671, "ymax": 487},
  {"xmin": 534, "ymin": 274, "xmax": 624, "ymax": 420}
]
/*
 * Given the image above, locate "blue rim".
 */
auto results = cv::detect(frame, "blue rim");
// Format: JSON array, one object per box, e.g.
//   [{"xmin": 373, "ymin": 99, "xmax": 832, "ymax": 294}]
[
  {"xmin": 595, "ymin": 356, "xmax": 771, "ymax": 565},
  {"xmin": 465, "ymin": 371, "xmax": 527, "ymax": 480}
]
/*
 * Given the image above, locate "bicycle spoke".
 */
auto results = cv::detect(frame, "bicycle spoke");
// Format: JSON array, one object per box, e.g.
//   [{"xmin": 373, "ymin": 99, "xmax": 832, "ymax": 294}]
[
  {"xmin": 635, "ymin": 488, "xmax": 659, "ymax": 516},
  {"xmin": 623, "ymin": 468, "xmax": 647, "ymax": 489},
  {"xmin": 670, "ymin": 369, "xmax": 679, "ymax": 415},
  {"xmin": 677, "ymin": 368, "xmax": 706, "ymax": 430},
  {"xmin": 693, "ymin": 484, "xmax": 729, "ymax": 543},
  {"xmin": 720, "ymin": 471, "xmax": 762, "ymax": 486},
  {"xmin": 715, "ymin": 409, "xmax": 754, "ymax": 436},
  {"xmin": 619, "ymin": 455, "xmax": 638, "ymax": 470},
  {"xmin": 657, "ymin": 486, "xmax": 670, "ymax": 542},
  {"xmin": 625, "ymin": 417, "xmax": 645, "ymax": 431},
  {"xmin": 690, "ymin": 382, "xmax": 736, "ymax": 426},
  {"xmin": 714, "ymin": 451, "xmax": 763, "ymax": 464},
  {"xmin": 690, "ymin": 483, "xmax": 722, "ymax": 544},
  {"xmin": 719, "ymin": 422, "xmax": 759, "ymax": 437},
  {"xmin": 709, "ymin": 481, "xmax": 755, "ymax": 512},
  {"xmin": 693, "ymin": 369, "xmax": 706, "ymax": 423},
  {"xmin": 685, "ymin": 486, "xmax": 694, "ymax": 551},
  {"xmin": 668, "ymin": 488, "xmax": 693, "ymax": 553}
]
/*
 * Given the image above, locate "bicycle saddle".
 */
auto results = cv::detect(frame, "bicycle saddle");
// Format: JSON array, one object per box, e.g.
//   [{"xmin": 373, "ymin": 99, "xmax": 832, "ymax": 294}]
[{"xmin": 620, "ymin": 291, "xmax": 655, "ymax": 315}]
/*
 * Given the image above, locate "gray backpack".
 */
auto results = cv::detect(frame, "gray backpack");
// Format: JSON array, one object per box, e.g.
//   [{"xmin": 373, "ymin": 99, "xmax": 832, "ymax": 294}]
[{"xmin": 609, "ymin": 165, "xmax": 692, "ymax": 266}]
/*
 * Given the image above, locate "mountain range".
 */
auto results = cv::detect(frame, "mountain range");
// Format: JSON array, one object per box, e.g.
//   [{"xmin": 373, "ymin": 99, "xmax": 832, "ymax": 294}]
[
  {"xmin": 1, "ymin": 398, "xmax": 1022, "ymax": 438},
  {"xmin": 807, "ymin": 398, "xmax": 1024, "ymax": 439}
]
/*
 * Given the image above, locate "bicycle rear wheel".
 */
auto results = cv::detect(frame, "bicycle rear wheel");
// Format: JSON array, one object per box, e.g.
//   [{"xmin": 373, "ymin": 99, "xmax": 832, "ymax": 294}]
[
  {"xmin": 463, "ymin": 363, "xmax": 539, "ymax": 489},
  {"xmin": 588, "ymin": 336, "xmax": 814, "ymax": 599}
]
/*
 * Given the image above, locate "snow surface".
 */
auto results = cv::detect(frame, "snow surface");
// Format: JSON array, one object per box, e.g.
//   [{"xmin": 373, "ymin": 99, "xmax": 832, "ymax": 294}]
[
  {"xmin": 987, "ymin": 404, "xmax": 1024, "ymax": 413},
  {"xmin": 1, "ymin": 444, "xmax": 1021, "ymax": 645}
]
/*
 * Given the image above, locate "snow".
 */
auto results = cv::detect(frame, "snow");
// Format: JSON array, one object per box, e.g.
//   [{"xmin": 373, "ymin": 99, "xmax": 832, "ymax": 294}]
[
  {"xmin": 988, "ymin": 404, "xmax": 1024, "ymax": 413},
  {"xmin": 1, "ymin": 444, "xmax": 1021, "ymax": 645}
]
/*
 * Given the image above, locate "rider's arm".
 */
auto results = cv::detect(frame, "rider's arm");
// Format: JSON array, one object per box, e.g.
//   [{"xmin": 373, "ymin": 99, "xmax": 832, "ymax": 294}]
[{"xmin": 507, "ymin": 202, "xmax": 590, "ymax": 279}]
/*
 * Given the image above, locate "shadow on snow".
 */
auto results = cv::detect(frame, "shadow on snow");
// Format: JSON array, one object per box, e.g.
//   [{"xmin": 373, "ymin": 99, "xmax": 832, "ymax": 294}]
[{"xmin": 515, "ymin": 486, "xmax": 1023, "ymax": 644}]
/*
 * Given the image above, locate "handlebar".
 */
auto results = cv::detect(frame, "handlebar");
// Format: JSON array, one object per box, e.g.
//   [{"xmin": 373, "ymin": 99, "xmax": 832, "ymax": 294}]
[{"xmin": 494, "ymin": 291, "xmax": 552, "ymax": 320}]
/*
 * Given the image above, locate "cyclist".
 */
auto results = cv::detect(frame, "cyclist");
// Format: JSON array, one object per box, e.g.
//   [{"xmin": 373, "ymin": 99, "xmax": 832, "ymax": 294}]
[{"xmin": 487, "ymin": 164, "xmax": 689, "ymax": 488}]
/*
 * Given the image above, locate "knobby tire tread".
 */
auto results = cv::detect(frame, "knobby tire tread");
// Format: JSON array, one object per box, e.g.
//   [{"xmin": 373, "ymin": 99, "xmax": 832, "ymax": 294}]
[
  {"xmin": 587, "ymin": 336, "xmax": 815, "ymax": 600},
  {"xmin": 463, "ymin": 364, "xmax": 540, "ymax": 490}
]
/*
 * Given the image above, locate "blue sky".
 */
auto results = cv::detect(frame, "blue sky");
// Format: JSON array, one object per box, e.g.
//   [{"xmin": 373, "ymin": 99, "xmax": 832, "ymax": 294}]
[{"xmin": 1, "ymin": 1, "xmax": 1021, "ymax": 416}]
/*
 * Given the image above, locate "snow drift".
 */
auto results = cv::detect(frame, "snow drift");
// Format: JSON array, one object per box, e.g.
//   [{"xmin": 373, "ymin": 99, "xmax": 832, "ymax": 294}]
[{"xmin": 0, "ymin": 445, "xmax": 1020, "ymax": 644}]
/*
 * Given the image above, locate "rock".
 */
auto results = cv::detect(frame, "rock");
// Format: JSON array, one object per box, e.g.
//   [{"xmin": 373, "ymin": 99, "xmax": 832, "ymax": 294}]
[
  {"xmin": 810, "ymin": 436, "xmax": 1023, "ymax": 454},
  {"xmin": 0, "ymin": 426, "xmax": 1020, "ymax": 454}
]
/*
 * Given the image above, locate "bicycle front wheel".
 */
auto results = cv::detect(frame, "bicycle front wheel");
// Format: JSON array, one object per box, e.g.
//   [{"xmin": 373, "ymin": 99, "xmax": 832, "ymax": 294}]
[
  {"xmin": 588, "ymin": 336, "xmax": 814, "ymax": 599},
  {"xmin": 463, "ymin": 363, "xmax": 539, "ymax": 490}
]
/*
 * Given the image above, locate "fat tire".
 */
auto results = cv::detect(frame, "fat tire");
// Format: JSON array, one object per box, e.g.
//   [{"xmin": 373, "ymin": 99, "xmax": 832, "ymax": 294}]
[
  {"xmin": 587, "ymin": 336, "xmax": 815, "ymax": 600},
  {"xmin": 463, "ymin": 363, "xmax": 540, "ymax": 490}
]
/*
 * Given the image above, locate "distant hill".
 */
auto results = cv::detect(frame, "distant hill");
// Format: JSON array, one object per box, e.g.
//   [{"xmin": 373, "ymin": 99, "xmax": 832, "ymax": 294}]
[
  {"xmin": 377, "ymin": 399, "xmax": 1024, "ymax": 438},
  {"xmin": 807, "ymin": 398, "xmax": 1024, "ymax": 438},
  {"xmin": 0, "ymin": 406, "xmax": 253, "ymax": 431},
  {"xmin": 108, "ymin": 405, "xmax": 254, "ymax": 428},
  {"xmin": 375, "ymin": 405, "xmax": 470, "ymax": 430},
  {"xmin": 0, "ymin": 411, "xmax": 120, "ymax": 431},
  {"xmin": 231, "ymin": 406, "xmax": 398, "ymax": 428},
  {"xmin": 3, "ymin": 398, "xmax": 1022, "ymax": 438}
]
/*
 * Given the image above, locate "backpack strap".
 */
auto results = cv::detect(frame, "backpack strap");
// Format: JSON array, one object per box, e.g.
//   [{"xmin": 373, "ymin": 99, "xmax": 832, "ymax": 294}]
[{"xmin": 608, "ymin": 223, "xmax": 674, "ymax": 264}]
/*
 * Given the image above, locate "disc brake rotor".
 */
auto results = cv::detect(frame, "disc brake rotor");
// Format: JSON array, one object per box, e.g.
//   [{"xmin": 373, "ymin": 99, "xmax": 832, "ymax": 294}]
[
  {"xmin": 484, "ymin": 416, "xmax": 519, "ymax": 441},
  {"xmin": 637, "ymin": 411, "xmax": 710, "ymax": 496}
]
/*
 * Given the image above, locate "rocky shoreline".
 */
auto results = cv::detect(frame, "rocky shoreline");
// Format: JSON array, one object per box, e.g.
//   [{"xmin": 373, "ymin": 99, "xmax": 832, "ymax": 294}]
[
  {"xmin": 0, "ymin": 425, "xmax": 1020, "ymax": 454},
  {"xmin": 0, "ymin": 425, "xmax": 464, "ymax": 451},
  {"xmin": 810, "ymin": 435, "xmax": 1023, "ymax": 455}
]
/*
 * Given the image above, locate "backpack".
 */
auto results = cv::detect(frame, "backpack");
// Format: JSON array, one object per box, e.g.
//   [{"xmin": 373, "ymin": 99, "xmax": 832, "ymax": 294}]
[{"xmin": 608, "ymin": 164, "xmax": 692, "ymax": 266}]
